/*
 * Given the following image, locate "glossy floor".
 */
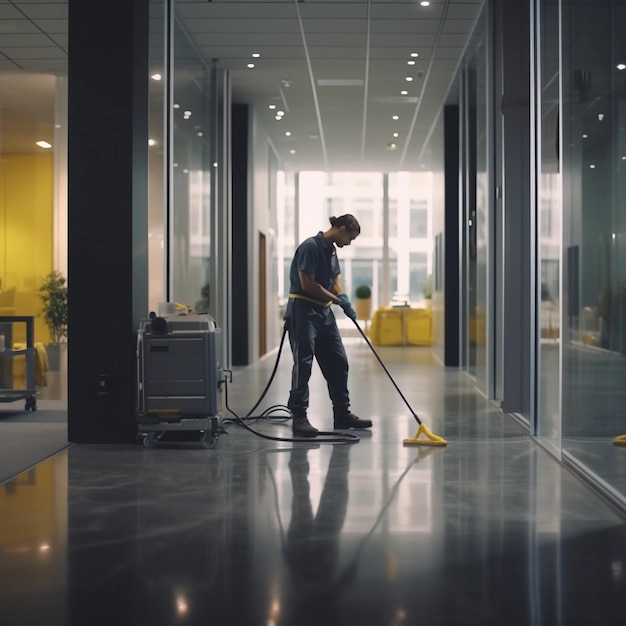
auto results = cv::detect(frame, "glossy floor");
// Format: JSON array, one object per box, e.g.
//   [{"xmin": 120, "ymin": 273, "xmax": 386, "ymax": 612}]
[{"xmin": 1, "ymin": 338, "xmax": 625, "ymax": 625}]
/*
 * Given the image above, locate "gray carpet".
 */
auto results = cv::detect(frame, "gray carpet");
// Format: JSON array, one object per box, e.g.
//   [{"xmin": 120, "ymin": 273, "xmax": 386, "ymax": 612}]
[{"xmin": 0, "ymin": 401, "xmax": 70, "ymax": 484}]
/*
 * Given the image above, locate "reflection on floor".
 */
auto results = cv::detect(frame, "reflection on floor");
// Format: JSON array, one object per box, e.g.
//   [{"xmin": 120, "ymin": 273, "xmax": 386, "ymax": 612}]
[{"xmin": 0, "ymin": 337, "xmax": 625, "ymax": 625}]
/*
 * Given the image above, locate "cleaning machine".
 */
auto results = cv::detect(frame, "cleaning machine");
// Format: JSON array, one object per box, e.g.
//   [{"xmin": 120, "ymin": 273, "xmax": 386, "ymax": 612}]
[
  {"xmin": 135, "ymin": 310, "xmax": 447, "ymax": 449},
  {"xmin": 136, "ymin": 311, "xmax": 225, "ymax": 449}
]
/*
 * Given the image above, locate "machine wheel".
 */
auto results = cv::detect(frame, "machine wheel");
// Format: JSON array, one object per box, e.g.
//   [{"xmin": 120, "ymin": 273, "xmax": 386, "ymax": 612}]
[
  {"xmin": 201, "ymin": 432, "xmax": 216, "ymax": 449},
  {"xmin": 25, "ymin": 396, "xmax": 37, "ymax": 411},
  {"xmin": 143, "ymin": 432, "xmax": 160, "ymax": 448}
]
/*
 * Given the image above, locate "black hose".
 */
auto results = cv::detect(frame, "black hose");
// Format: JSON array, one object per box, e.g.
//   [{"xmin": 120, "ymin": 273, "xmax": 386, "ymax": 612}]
[{"xmin": 223, "ymin": 325, "xmax": 360, "ymax": 444}]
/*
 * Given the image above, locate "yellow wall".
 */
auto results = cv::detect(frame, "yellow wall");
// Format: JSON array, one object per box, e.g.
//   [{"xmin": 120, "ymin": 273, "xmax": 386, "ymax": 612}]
[{"xmin": 0, "ymin": 153, "xmax": 54, "ymax": 343}]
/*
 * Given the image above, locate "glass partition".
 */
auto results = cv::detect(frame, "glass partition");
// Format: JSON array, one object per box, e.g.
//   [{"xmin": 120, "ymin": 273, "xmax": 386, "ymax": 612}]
[
  {"xmin": 388, "ymin": 172, "xmax": 433, "ymax": 306},
  {"xmin": 148, "ymin": 1, "xmax": 213, "ymax": 316},
  {"xmin": 170, "ymin": 17, "xmax": 212, "ymax": 313},
  {"xmin": 535, "ymin": 0, "xmax": 561, "ymax": 449},
  {"xmin": 148, "ymin": 0, "xmax": 167, "ymax": 310},
  {"xmin": 298, "ymin": 171, "xmax": 385, "ymax": 312},
  {"xmin": 461, "ymin": 7, "xmax": 489, "ymax": 385},
  {"xmin": 296, "ymin": 171, "xmax": 434, "ymax": 321},
  {"xmin": 562, "ymin": 0, "xmax": 626, "ymax": 506},
  {"xmin": 0, "ymin": 70, "xmax": 67, "ymax": 401}
]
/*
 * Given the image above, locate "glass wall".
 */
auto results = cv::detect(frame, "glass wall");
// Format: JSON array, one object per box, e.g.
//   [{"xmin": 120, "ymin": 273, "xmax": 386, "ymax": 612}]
[
  {"xmin": 148, "ymin": 0, "xmax": 167, "ymax": 310},
  {"xmin": 150, "ymin": 0, "xmax": 234, "ymax": 365},
  {"xmin": 561, "ymin": 0, "xmax": 626, "ymax": 506},
  {"xmin": 147, "ymin": 1, "xmax": 215, "ymax": 317},
  {"xmin": 276, "ymin": 170, "xmax": 296, "ymax": 318},
  {"xmin": 297, "ymin": 171, "xmax": 385, "ymax": 311},
  {"xmin": 388, "ymin": 172, "xmax": 434, "ymax": 307},
  {"xmin": 0, "ymin": 75, "xmax": 61, "ymax": 344},
  {"xmin": 294, "ymin": 171, "xmax": 434, "ymax": 321},
  {"xmin": 461, "ymin": 7, "xmax": 490, "ymax": 387},
  {"xmin": 169, "ymin": 17, "xmax": 213, "ymax": 313},
  {"xmin": 0, "ymin": 68, "xmax": 68, "ymax": 401},
  {"xmin": 535, "ymin": 0, "xmax": 561, "ymax": 449}
]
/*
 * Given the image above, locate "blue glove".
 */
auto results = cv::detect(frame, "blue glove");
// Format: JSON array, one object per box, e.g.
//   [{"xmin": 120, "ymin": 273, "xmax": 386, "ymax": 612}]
[{"xmin": 337, "ymin": 294, "xmax": 357, "ymax": 321}]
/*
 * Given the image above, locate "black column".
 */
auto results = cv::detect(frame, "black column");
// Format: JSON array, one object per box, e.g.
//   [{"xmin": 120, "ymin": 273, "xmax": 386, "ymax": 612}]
[
  {"xmin": 444, "ymin": 105, "xmax": 460, "ymax": 367},
  {"xmin": 499, "ymin": 0, "xmax": 531, "ymax": 414},
  {"xmin": 67, "ymin": 0, "xmax": 149, "ymax": 442},
  {"xmin": 231, "ymin": 103, "xmax": 250, "ymax": 366}
]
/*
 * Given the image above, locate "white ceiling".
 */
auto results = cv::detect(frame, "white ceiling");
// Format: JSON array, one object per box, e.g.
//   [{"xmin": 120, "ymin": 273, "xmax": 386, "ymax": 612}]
[{"xmin": 0, "ymin": 0, "xmax": 483, "ymax": 172}]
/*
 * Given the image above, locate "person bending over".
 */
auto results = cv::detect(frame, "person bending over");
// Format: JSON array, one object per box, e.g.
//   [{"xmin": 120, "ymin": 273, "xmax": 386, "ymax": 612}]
[{"xmin": 284, "ymin": 214, "xmax": 373, "ymax": 437}]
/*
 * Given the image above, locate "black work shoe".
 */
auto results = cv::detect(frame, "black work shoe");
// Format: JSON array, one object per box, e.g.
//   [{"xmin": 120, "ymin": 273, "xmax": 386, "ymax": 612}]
[
  {"xmin": 333, "ymin": 408, "xmax": 372, "ymax": 430},
  {"xmin": 292, "ymin": 415, "xmax": 319, "ymax": 437}
]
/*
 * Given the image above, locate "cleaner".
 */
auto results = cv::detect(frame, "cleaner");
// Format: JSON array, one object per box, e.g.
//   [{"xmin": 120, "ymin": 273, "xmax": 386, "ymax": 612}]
[{"xmin": 282, "ymin": 214, "xmax": 372, "ymax": 437}]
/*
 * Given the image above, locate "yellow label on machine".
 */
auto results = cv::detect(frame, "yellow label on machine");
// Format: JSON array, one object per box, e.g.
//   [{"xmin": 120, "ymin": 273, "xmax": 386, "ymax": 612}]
[{"xmin": 148, "ymin": 408, "xmax": 181, "ymax": 419}]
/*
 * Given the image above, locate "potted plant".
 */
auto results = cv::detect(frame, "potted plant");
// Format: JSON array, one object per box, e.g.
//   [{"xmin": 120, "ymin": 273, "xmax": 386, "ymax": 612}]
[
  {"xmin": 38, "ymin": 270, "xmax": 68, "ymax": 370},
  {"xmin": 422, "ymin": 275, "xmax": 432, "ymax": 307},
  {"xmin": 354, "ymin": 284, "xmax": 372, "ymax": 321}
]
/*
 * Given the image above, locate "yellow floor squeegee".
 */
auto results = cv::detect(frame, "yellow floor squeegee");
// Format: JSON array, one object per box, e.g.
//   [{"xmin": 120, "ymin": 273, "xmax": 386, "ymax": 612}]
[{"xmin": 352, "ymin": 319, "xmax": 448, "ymax": 446}]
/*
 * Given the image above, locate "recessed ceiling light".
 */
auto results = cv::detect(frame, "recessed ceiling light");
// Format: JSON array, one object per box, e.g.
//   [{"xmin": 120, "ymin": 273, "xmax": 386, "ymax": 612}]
[
  {"xmin": 590, "ymin": 164, "xmax": 596, "ymax": 169},
  {"xmin": 151, "ymin": 73, "xmax": 162, "ymax": 81},
  {"xmin": 392, "ymin": 115, "xmax": 399, "ymax": 120},
  {"xmin": 420, "ymin": 1, "xmax": 430, "ymax": 6},
  {"xmin": 275, "ymin": 115, "xmax": 282, "ymax": 121},
  {"xmin": 408, "ymin": 60, "xmax": 416, "ymax": 66},
  {"xmin": 276, "ymin": 110, "xmax": 285, "ymax": 117},
  {"xmin": 247, "ymin": 63, "xmax": 255, "ymax": 69},
  {"xmin": 252, "ymin": 53, "xmax": 260, "ymax": 58},
  {"xmin": 285, "ymin": 131, "xmax": 291, "ymax": 136},
  {"xmin": 148, "ymin": 139, "xmax": 157, "ymax": 146},
  {"xmin": 393, "ymin": 132, "xmax": 399, "ymax": 138},
  {"xmin": 290, "ymin": 149, "xmax": 296, "ymax": 154},
  {"xmin": 269, "ymin": 104, "xmax": 276, "ymax": 110},
  {"xmin": 387, "ymin": 143, "xmax": 397, "ymax": 151},
  {"xmin": 405, "ymin": 76, "xmax": 413, "ymax": 82},
  {"xmin": 410, "ymin": 52, "xmax": 419, "ymax": 58},
  {"xmin": 616, "ymin": 63, "xmax": 626, "ymax": 70},
  {"xmin": 401, "ymin": 90, "xmax": 408, "ymax": 95},
  {"xmin": 36, "ymin": 141, "xmax": 52, "ymax": 149}
]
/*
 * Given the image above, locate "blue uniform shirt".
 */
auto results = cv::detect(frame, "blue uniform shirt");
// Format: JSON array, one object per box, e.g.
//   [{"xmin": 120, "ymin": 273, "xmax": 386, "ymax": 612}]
[{"xmin": 284, "ymin": 232, "xmax": 340, "ymax": 318}]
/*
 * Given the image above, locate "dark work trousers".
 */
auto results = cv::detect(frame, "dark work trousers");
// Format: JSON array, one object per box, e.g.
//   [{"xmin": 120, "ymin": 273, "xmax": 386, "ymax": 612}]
[{"xmin": 286, "ymin": 299, "xmax": 350, "ymax": 417}]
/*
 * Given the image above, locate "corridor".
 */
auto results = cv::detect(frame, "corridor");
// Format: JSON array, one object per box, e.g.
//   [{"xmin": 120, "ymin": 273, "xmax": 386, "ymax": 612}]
[{"xmin": 1, "ymin": 336, "xmax": 625, "ymax": 625}]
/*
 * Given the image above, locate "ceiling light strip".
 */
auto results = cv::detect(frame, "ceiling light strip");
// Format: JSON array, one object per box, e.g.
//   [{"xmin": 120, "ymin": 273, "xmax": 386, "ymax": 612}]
[
  {"xmin": 294, "ymin": 0, "xmax": 328, "ymax": 169},
  {"xmin": 278, "ymin": 84, "xmax": 291, "ymax": 114},
  {"xmin": 360, "ymin": 0, "xmax": 372, "ymax": 161},
  {"xmin": 398, "ymin": 0, "xmax": 451, "ymax": 168}
]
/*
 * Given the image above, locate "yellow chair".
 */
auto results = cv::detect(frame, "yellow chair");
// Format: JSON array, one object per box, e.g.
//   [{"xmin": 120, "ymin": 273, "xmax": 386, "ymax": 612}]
[
  {"xmin": 405, "ymin": 308, "xmax": 432, "ymax": 346},
  {"xmin": 369, "ymin": 307, "xmax": 405, "ymax": 346},
  {"xmin": 11, "ymin": 342, "xmax": 49, "ymax": 388},
  {"xmin": 370, "ymin": 306, "xmax": 433, "ymax": 346}
]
